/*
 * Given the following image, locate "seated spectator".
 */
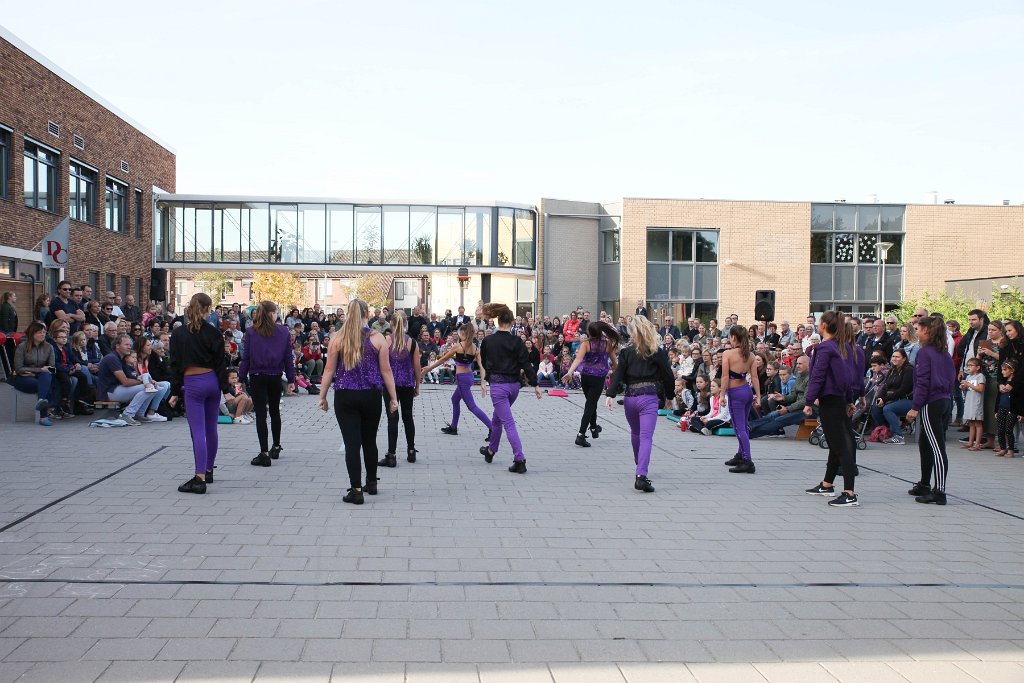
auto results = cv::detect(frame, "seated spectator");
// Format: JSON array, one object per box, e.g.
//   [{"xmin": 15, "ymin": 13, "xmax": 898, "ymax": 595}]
[
  {"xmin": 83, "ymin": 299, "xmax": 105, "ymax": 331},
  {"xmin": 558, "ymin": 347, "xmax": 580, "ymax": 390},
  {"xmin": 748, "ymin": 354, "xmax": 813, "ymax": 438},
  {"xmin": 417, "ymin": 328, "xmax": 439, "ymax": 367},
  {"xmin": 424, "ymin": 352, "xmax": 442, "ymax": 384},
  {"xmin": 537, "ymin": 354, "xmax": 554, "ymax": 384},
  {"xmin": 222, "ymin": 368, "xmax": 254, "ymax": 424},
  {"xmin": 10, "ymin": 321, "xmax": 58, "ymax": 425},
  {"xmin": 870, "ymin": 348, "xmax": 914, "ymax": 444},
  {"xmin": 759, "ymin": 361, "xmax": 782, "ymax": 415},
  {"xmin": 689, "ymin": 379, "xmax": 726, "ymax": 434},
  {"xmin": 672, "ymin": 376, "xmax": 696, "ymax": 416},
  {"xmin": 301, "ymin": 337, "xmax": 325, "ymax": 381},
  {"xmin": 96, "ymin": 334, "xmax": 165, "ymax": 425},
  {"xmin": 46, "ymin": 320, "xmax": 80, "ymax": 418},
  {"xmin": 134, "ymin": 336, "xmax": 173, "ymax": 420},
  {"xmin": 679, "ymin": 346, "xmax": 699, "ymax": 382},
  {"xmin": 224, "ymin": 339, "xmax": 240, "ymax": 367},
  {"xmin": 98, "ymin": 321, "xmax": 118, "ymax": 356}
]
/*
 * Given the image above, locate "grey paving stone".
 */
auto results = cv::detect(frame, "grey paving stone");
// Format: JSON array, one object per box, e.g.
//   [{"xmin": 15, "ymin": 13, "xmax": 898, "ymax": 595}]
[
  {"xmin": 95, "ymin": 661, "xmax": 185, "ymax": 683},
  {"xmin": 253, "ymin": 662, "xmax": 332, "ymax": 682},
  {"xmin": 303, "ymin": 638, "xmax": 374, "ymax": 662},
  {"xmin": 548, "ymin": 663, "xmax": 626, "ymax": 682},
  {"xmin": 4, "ymin": 636, "xmax": 97, "ymax": 662},
  {"xmin": 82, "ymin": 636, "xmax": 168, "ymax": 662},
  {"xmin": 8, "ymin": 661, "xmax": 110, "ymax": 683},
  {"xmin": 229, "ymin": 637, "xmax": 306, "ymax": 662},
  {"xmin": 370, "ymin": 638, "xmax": 441, "ymax": 663},
  {"xmin": 156, "ymin": 637, "xmax": 237, "ymax": 661},
  {"xmin": 176, "ymin": 660, "xmax": 259, "ymax": 682}
]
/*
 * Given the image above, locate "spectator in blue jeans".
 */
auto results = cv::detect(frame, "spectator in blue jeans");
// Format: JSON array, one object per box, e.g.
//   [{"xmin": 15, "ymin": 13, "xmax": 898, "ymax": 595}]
[
  {"xmin": 870, "ymin": 348, "xmax": 915, "ymax": 445},
  {"xmin": 748, "ymin": 354, "xmax": 812, "ymax": 438},
  {"xmin": 10, "ymin": 321, "xmax": 58, "ymax": 425}
]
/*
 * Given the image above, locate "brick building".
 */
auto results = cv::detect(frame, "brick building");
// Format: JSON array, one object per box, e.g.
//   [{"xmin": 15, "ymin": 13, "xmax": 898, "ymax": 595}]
[{"xmin": 0, "ymin": 26, "xmax": 175, "ymax": 327}]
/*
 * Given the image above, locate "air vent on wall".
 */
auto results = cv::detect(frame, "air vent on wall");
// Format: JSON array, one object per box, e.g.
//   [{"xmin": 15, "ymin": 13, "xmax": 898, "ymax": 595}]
[
  {"xmin": 47, "ymin": 121, "xmax": 60, "ymax": 137},
  {"xmin": 73, "ymin": 134, "xmax": 85, "ymax": 150},
  {"xmin": 120, "ymin": 160, "xmax": 130, "ymax": 174}
]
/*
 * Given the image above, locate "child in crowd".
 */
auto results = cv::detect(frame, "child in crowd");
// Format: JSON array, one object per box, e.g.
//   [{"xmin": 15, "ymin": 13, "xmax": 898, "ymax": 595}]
[
  {"xmin": 537, "ymin": 354, "xmax": 554, "ymax": 385},
  {"xmin": 222, "ymin": 368, "xmax": 254, "ymax": 424},
  {"xmin": 685, "ymin": 375, "xmax": 713, "ymax": 432},
  {"xmin": 559, "ymin": 348, "xmax": 581, "ymax": 390},
  {"xmin": 758, "ymin": 362, "xmax": 781, "ymax": 415},
  {"xmin": 672, "ymin": 377, "xmax": 695, "ymax": 416},
  {"xmin": 424, "ymin": 352, "xmax": 442, "ymax": 384},
  {"xmin": 778, "ymin": 364, "xmax": 795, "ymax": 396},
  {"xmin": 960, "ymin": 357, "xmax": 986, "ymax": 451},
  {"xmin": 668, "ymin": 349, "xmax": 680, "ymax": 376},
  {"xmin": 695, "ymin": 378, "xmax": 731, "ymax": 435},
  {"xmin": 995, "ymin": 360, "xmax": 1017, "ymax": 457}
]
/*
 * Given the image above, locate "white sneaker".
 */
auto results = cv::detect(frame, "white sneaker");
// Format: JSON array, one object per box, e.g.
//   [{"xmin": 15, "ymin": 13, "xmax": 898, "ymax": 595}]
[
  {"xmin": 701, "ymin": 427, "xmax": 712, "ymax": 436},
  {"xmin": 145, "ymin": 413, "xmax": 168, "ymax": 422},
  {"xmin": 234, "ymin": 416, "xmax": 253, "ymax": 424}
]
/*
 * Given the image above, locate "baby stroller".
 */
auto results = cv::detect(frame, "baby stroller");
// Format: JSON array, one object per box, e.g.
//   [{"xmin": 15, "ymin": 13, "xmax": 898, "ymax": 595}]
[{"xmin": 808, "ymin": 383, "xmax": 875, "ymax": 451}]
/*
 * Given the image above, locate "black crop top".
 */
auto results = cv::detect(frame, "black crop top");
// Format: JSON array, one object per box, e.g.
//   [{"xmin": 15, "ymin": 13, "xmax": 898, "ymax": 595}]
[
  {"xmin": 170, "ymin": 321, "xmax": 228, "ymax": 394},
  {"xmin": 453, "ymin": 352, "xmax": 475, "ymax": 364},
  {"xmin": 729, "ymin": 370, "xmax": 746, "ymax": 380},
  {"xmin": 479, "ymin": 330, "xmax": 538, "ymax": 386}
]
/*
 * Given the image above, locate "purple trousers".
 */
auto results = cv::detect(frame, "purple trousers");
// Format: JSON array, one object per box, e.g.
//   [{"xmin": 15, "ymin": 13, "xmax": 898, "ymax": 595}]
[
  {"xmin": 451, "ymin": 372, "xmax": 492, "ymax": 431},
  {"xmin": 488, "ymin": 382, "xmax": 524, "ymax": 462},
  {"xmin": 624, "ymin": 394, "xmax": 659, "ymax": 476},
  {"xmin": 727, "ymin": 384, "xmax": 754, "ymax": 461},
  {"xmin": 184, "ymin": 371, "xmax": 220, "ymax": 474}
]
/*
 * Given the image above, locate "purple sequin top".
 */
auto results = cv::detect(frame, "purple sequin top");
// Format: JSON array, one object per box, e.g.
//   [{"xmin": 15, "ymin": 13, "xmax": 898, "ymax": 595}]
[
  {"xmin": 332, "ymin": 328, "xmax": 383, "ymax": 391},
  {"xmin": 389, "ymin": 335, "xmax": 416, "ymax": 388},
  {"xmin": 579, "ymin": 339, "xmax": 611, "ymax": 377}
]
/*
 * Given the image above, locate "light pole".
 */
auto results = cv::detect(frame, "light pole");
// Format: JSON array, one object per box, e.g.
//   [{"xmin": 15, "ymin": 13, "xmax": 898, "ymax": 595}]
[{"xmin": 877, "ymin": 241, "xmax": 894, "ymax": 317}]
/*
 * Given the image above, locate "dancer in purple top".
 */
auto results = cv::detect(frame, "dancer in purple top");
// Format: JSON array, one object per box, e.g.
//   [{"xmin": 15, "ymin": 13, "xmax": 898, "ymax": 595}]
[
  {"xmin": 378, "ymin": 310, "xmax": 420, "ymax": 468},
  {"xmin": 561, "ymin": 321, "xmax": 620, "ymax": 447},
  {"xmin": 319, "ymin": 299, "xmax": 398, "ymax": 505},
  {"xmin": 240, "ymin": 301, "xmax": 296, "ymax": 468},
  {"xmin": 421, "ymin": 322, "xmax": 493, "ymax": 440}
]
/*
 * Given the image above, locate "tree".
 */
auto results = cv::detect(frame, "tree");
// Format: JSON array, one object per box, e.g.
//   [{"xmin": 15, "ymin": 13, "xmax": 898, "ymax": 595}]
[
  {"xmin": 250, "ymin": 272, "xmax": 306, "ymax": 309},
  {"xmin": 412, "ymin": 235, "xmax": 433, "ymax": 265},
  {"xmin": 194, "ymin": 271, "xmax": 233, "ymax": 307},
  {"xmin": 894, "ymin": 281, "xmax": 1024, "ymax": 325},
  {"xmin": 344, "ymin": 275, "xmax": 391, "ymax": 312}
]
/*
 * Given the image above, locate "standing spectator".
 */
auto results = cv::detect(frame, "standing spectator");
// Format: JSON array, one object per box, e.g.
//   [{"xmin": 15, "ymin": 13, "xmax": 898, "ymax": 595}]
[
  {"xmin": 862, "ymin": 318, "xmax": 894, "ymax": 371},
  {"xmin": 34, "ymin": 293, "xmax": 51, "ymax": 323},
  {"xmin": 562, "ymin": 311, "xmax": 581, "ymax": 341},
  {"xmin": 453, "ymin": 305, "xmax": 471, "ymax": 327},
  {"xmin": 48, "ymin": 281, "xmax": 85, "ymax": 331},
  {"xmin": 0, "ymin": 291, "xmax": 18, "ymax": 333},
  {"xmin": 954, "ymin": 309, "xmax": 989, "ymax": 428},
  {"xmin": 658, "ymin": 315, "xmax": 681, "ymax": 341},
  {"xmin": 959, "ymin": 358, "xmax": 986, "ymax": 450},
  {"xmin": 10, "ymin": 321, "xmax": 57, "ymax": 425},
  {"xmin": 121, "ymin": 294, "xmax": 141, "ymax": 324},
  {"xmin": 894, "ymin": 324, "xmax": 920, "ymax": 365},
  {"xmin": 634, "ymin": 299, "xmax": 648, "ymax": 318},
  {"xmin": 406, "ymin": 305, "xmax": 428, "ymax": 341},
  {"xmin": 994, "ymin": 360, "xmax": 1017, "ymax": 457}
]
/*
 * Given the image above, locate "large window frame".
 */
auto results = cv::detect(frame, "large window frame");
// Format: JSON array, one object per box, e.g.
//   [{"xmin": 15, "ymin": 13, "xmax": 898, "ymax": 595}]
[
  {"xmin": 23, "ymin": 138, "xmax": 59, "ymax": 212},
  {"xmin": 601, "ymin": 229, "xmax": 620, "ymax": 263},
  {"xmin": 645, "ymin": 228, "xmax": 719, "ymax": 306},
  {"xmin": 69, "ymin": 160, "xmax": 98, "ymax": 224},
  {"xmin": 0, "ymin": 126, "xmax": 10, "ymax": 200},
  {"xmin": 105, "ymin": 176, "xmax": 128, "ymax": 233}
]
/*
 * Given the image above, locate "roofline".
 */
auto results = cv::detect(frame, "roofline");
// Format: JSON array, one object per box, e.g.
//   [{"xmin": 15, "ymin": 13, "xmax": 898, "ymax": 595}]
[
  {"xmin": 0, "ymin": 23, "xmax": 176, "ymax": 155},
  {"xmin": 155, "ymin": 193, "xmax": 537, "ymax": 210},
  {"xmin": 621, "ymin": 196, "xmax": 1021, "ymax": 208}
]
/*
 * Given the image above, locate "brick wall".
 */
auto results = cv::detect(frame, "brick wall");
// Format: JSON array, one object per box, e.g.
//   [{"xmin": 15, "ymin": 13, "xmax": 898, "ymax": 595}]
[{"xmin": 0, "ymin": 35, "xmax": 176, "ymax": 325}]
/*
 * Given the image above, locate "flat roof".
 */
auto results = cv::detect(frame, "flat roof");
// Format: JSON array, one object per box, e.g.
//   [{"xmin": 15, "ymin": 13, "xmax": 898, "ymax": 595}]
[
  {"xmin": 0, "ymin": 23, "xmax": 176, "ymax": 154},
  {"xmin": 622, "ymin": 196, "xmax": 1020, "ymax": 208},
  {"xmin": 156, "ymin": 193, "xmax": 537, "ymax": 210}
]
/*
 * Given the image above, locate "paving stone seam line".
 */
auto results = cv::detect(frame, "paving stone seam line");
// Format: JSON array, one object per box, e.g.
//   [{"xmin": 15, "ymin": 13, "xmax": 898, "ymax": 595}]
[
  {"xmin": 6, "ymin": 578, "xmax": 1024, "ymax": 590},
  {"xmin": 561, "ymin": 393, "xmax": 1024, "ymax": 522},
  {"xmin": 0, "ymin": 445, "xmax": 168, "ymax": 534}
]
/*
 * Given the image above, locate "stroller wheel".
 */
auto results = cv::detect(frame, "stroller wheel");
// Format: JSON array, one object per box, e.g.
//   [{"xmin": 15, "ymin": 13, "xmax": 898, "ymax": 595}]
[
  {"xmin": 808, "ymin": 435, "xmax": 820, "ymax": 445},
  {"xmin": 819, "ymin": 437, "xmax": 829, "ymax": 449},
  {"xmin": 857, "ymin": 438, "xmax": 867, "ymax": 450}
]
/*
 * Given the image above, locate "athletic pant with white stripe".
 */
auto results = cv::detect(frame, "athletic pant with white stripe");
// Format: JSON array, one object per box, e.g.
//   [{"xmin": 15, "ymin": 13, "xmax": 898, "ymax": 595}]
[{"xmin": 918, "ymin": 398, "xmax": 951, "ymax": 493}]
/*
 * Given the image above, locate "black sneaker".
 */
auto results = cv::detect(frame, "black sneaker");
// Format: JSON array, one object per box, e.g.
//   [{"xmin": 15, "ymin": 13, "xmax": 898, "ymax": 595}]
[
  {"xmin": 364, "ymin": 478, "xmax": 378, "ymax": 496},
  {"xmin": 343, "ymin": 488, "xmax": 364, "ymax": 504},
  {"xmin": 250, "ymin": 453, "xmax": 272, "ymax": 467},
  {"xmin": 508, "ymin": 460, "xmax": 527, "ymax": 474},
  {"xmin": 590, "ymin": 424, "xmax": 602, "ymax": 439},
  {"xmin": 634, "ymin": 475, "xmax": 654, "ymax": 492},
  {"xmin": 575, "ymin": 434, "xmax": 591, "ymax": 447},
  {"xmin": 480, "ymin": 446, "xmax": 495, "ymax": 463},
  {"xmin": 269, "ymin": 445, "xmax": 283, "ymax": 460},
  {"xmin": 728, "ymin": 460, "xmax": 755, "ymax": 474},
  {"xmin": 178, "ymin": 475, "xmax": 206, "ymax": 494},
  {"xmin": 441, "ymin": 426, "xmax": 458, "ymax": 435},
  {"xmin": 724, "ymin": 455, "xmax": 742, "ymax": 467},
  {"xmin": 908, "ymin": 482, "xmax": 931, "ymax": 496},
  {"xmin": 378, "ymin": 454, "xmax": 397, "ymax": 468},
  {"xmin": 484, "ymin": 429, "xmax": 491, "ymax": 442},
  {"xmin": 828, "ymin": 492, "xmax": 859, "ymax": 507},
  {"xmin": 407, "ymin": 448, "xmax": 417, "ymax": 463},
  {"xmin": 915, "ymin": 490, "xmax": 947, "ymax": 505},
  {"xmin": 205, "ymin": 470, "xmax": 214, "ymax": 484},
  {"xmin": 805, "ymin": 483, "xmax": 835, "ymax": 496}
]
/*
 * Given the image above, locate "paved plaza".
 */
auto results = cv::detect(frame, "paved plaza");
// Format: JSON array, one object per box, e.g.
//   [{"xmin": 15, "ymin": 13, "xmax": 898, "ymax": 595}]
[{"xmin": 1, "ymin": 385, "xmax": 1022, "ymax": 683}]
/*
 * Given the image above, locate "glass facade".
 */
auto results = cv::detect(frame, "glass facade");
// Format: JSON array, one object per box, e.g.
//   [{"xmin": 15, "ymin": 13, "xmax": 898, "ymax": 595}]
[
  {"xmin": 23, "ymin": 139, "xmax": 58, "ymax": 212},
  {"xmin": 157, "ymin": 200, "xmax": 538, "ymax": 271},
  {"xmin": 646, "ymin": 228, "xmax": 719, "ymax": 321},
  {"xmin": 810, "ymin": 203, "xmax": 904, "ymax": 312},
  {"xmin": 69, "ymin": 161, "xmax": 97, "ymax": 224}
]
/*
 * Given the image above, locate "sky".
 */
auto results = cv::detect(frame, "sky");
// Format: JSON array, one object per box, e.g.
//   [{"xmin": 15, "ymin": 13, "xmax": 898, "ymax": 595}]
[{"xmin": 3, "ymin": 0, "xmax": 1022, "ymax": 206}]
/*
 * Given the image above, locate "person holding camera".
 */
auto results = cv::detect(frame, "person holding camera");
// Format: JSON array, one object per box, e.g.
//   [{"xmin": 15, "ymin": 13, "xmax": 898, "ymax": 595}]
[
  {"xmin": 301, "ymin": 336, "xmax": 325, "ymax": 383},
  {"xmin": 10, "ymin": 321, "xmax": 59, "ymax": 425}
]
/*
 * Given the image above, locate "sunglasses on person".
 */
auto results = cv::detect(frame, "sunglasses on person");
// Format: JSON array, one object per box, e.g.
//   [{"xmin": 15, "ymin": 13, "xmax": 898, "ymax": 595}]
[{"xmin": 59, "ymin": 287, "xmax": 70, "ymax": 292}]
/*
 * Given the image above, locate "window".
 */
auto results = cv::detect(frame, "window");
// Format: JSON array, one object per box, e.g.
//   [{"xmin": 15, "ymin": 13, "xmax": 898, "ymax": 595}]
[
  {"xmin": 89, "ymin": 271, "xmax": 99, "ymax": 295},
  {"xmin": 645, "ymin": 228, "xmax": 719, "ymax": 312},
  {"xmin": 136, "ymin": 278, "xmax": 142, "ymax": 305},
  {"xmin": 105, "ymin": 177, "xmax": 127, "ymax": 232},
  {"xmin": 810, "ymin": 203, "xmax": 904, "ymax": 311},
  {"xmin": 497, "ymin": 208, "xmax": 514, "ymax": 266},
  {"xmin": 106, "ymin": 273, "xmax": 115, "ymax": 293},
  {"xmin": 134, "ymin": 189, "xmax": 143, "ymax": 238},
  {"xmin": 0, "ymin": 127, "xmax": 10, "ymax": 199},
  {"xmin": 602, "ymin": 231, "xmax": 620, "ymax": 263},
  {"xmin": 514, "ymin": 209, "xmax": 534, "ymax": 268},
  {"xmin": 69, "ymin": 161, "xmax": 97, "ymax": 224},
  {"xmin": 23, "ymin": 139, "xmax": 59, "ymax": 211},
  {"xmin": 121, "ymin": 276, "xmax": 130, "ymax": 298}
]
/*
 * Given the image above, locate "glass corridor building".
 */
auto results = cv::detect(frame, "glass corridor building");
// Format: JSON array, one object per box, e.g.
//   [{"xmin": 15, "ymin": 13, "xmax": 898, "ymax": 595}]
[{"xmin": 155, "ymin": 196, "xmax": 539, "ymax": 315}]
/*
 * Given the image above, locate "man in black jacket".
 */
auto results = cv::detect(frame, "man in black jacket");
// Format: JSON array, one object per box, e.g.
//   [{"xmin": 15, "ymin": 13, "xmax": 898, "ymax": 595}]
[
  {"xmin": 955, "ymin": 309, "xmax": 989, "ymax": 379},
  {"xmin": 407, "ymin": 305, "xmax": 429, "ymax": 341},
  {"xmin": 862, "ymin": 318, "xmax": 893, "ymax": 371}
]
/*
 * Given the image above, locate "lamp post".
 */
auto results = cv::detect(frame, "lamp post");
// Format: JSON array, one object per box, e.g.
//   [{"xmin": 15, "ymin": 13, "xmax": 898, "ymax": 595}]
[
  {"xmin": 457, "ymin": 267, "xmax": 470, "ymax": 309},
  {"xmin": 877, "ymin": 241, "xmax": 894, "ymax": 317}
]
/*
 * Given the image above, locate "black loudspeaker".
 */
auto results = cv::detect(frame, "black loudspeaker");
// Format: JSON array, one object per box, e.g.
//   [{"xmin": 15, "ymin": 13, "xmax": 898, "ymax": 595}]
[
  {"xmin": 754, "ymin": 290, "xmax": 775, "ymax": 322},
  {"xmin": 150, "ymin": 268, "xmax": 167, "ymax": 302}
]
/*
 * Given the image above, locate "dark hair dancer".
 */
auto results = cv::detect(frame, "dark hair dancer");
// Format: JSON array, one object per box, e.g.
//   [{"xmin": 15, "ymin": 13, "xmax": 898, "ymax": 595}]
[
  {"xmin": 561, "ymin": 321, "xmax": 620, "ymax": 447},
  {"xmin": 804, "ymin": 311, "xmax": 865, "ymax": 506},
  {"xmin": 171, "ymin": 293, "xmax": 227, "ymax": 494},
  {"xmin": 604, "ymin": 315, "xmax": 674, "ymax": 492},
  {"xmin": 319, "ymin": 299, "xmax": 398, "ymax": 504},
  {"xmin": 379, "ymin": 310, "xmax": 420, "ymax": 468},
  {"xmin": 478, "ymin": 303, "xmax": 541, "ymax": 473},
  {"xmin": 240, "ymin": 300, "xmax": 295, "ymax": 468},
  {"xmin": 421, "ymin": 322, "xmax": 492, "ymax": 439},
  {"xmin": 721, "ymin": 325, "xmax": 760, "ymax": 473},
  {"xmin": 907, "ymin": 315, "xmax": 957, "ymax": 505}
]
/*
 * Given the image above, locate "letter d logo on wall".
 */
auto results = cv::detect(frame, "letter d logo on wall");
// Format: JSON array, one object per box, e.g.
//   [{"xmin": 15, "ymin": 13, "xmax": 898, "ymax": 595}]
[{"xmin": 42, "ymin": 217, "xmax": 71, "ymax": 268}]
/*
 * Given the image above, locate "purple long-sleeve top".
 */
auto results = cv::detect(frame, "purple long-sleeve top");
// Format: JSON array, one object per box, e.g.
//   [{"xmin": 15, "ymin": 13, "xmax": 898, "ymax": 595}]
[
  {"xmin": 804, "ymin": 339, "xmax": 865, "ymax": 406},
  {"xmin": 911, "ymin": 345, "xmax": 956, "ymax": 411},
  {"xmin": 239, "ymin": 325, "xmax": 296, "ymax": 384}
]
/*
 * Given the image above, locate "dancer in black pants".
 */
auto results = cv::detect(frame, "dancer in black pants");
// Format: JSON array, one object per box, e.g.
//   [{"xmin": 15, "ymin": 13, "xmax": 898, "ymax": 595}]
[
  {"xmin": 907, "ymin": 315, "xmax": 957, "ymax": 505},
  {"xmin": 319, "ymin": 299, "xmax": 398, "ymax": 504},
  {"xmin": 561, "ymin": 321, "xmax": 620, "ymax": 447},
  {"xmin": 379, "ymin": 310, "xmax": 420, "ymax": 467},
  {"xmin": 240, "ymin": 301, "xmax": 296, "ymax": 467},
  {"xmin": 804, "ymin": 311, "xmax": 865, "ymax": 507}
]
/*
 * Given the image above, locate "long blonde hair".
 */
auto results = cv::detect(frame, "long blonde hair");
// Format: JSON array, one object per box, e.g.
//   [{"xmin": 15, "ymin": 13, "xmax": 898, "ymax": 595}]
[
  {"xmin": 628, "ymin": 315, "xmax": 659, "ymax": 358},
  {"xmin": 340, "ymin": 299, "xmax": 369, "ymax": 370},
  {"xmin": 186, "ymin": 292, "xmax": 212, "ymax": 333},
  {"xmin": 389, "ymin": 310, "xmax": 409, "ymax": 356}
]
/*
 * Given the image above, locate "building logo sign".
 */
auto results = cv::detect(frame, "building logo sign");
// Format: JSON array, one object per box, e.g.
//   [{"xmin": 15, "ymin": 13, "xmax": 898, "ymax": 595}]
[{"xmin": 42, "ymin": 217, "xmax": 70, "ymax": 268}]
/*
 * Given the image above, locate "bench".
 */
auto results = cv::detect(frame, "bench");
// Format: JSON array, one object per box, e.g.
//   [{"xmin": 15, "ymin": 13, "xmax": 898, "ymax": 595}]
[
  {"xmin": 795, "ymin": 418, "xmax": 818, "ymax": 441},
  {"xmin": 0, "ymin": 383, "xmax": 38, "ymax": 423},
  {"xmin": 94, "ymin": 400, "xmax": 122, "ymax": 411}
]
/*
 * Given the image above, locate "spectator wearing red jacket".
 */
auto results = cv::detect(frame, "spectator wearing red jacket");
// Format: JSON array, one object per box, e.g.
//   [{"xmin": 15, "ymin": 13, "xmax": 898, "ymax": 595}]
[{"xmin": 301, "ymin": 337, "xmax": 325, "ymax": 382}]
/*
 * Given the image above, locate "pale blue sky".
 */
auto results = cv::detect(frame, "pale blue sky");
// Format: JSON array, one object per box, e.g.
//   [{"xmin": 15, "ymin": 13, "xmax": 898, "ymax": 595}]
[{"xmin": 4, "ymin": 1, "xmax": 1022, "ymax": 205}]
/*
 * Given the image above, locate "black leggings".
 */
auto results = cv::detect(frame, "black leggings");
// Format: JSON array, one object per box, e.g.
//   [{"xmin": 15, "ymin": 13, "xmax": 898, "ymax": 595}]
[
  {"xmin": 250, "ymin": 375, "xmax": 283, "ymax": 453},
  {"xmin": 919, "ymin": 398, "xmax": 951, "ymax": 492},
  {"xmin": 334, "ymin": 389, "xmax": 383, "ymax": 489},
  {"xmin": 579, "ymin": 374, "xmax": 605, "ymax": 434},
  {"xmin": 820, "ymin": 394, "xmax": 857, "ymax": 492},
  {"xmin": 386, "ymin": 385, "xmax": 416, "ymax": 454}
]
